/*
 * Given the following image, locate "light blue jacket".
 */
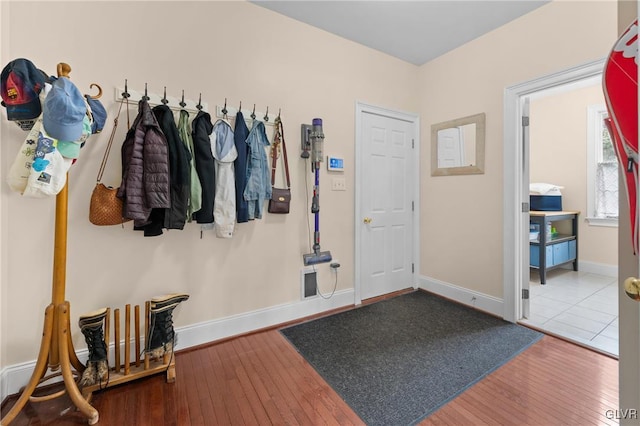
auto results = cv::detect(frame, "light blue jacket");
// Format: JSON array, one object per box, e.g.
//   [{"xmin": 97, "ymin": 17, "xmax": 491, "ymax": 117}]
[{"xmin": 243, "ymin": 121, "xmax": 271, "ymax": 220}]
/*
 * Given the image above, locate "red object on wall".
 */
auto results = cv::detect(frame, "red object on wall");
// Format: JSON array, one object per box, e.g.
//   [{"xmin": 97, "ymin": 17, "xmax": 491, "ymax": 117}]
[{"xmin": 603, "ymin": 19, "xmax": 638, "ymax": 254}]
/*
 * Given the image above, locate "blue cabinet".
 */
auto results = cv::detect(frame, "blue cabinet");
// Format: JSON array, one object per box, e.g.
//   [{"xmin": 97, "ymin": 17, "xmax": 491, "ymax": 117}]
[
  {"xmin": 530, "ymin": 245, "xmax": 553, "ymax": 268},
  {"xmin": 529, "ymin": 211, "xmax": 579, "ymax": 284},
  {"xmin": 553, "ymin": 242, "xmax": 569, "ymax": 265}
]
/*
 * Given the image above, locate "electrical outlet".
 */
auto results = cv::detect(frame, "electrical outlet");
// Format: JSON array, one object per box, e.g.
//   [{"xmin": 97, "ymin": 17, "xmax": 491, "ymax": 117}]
[{"xmin": 331, "ymin": 177, "xmax": 346, "ymax": 191}]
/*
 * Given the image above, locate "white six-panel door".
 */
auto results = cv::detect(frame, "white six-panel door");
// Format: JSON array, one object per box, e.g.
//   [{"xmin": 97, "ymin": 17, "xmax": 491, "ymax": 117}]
[{"xmin": 359, "ymin": 110, "xmax": 415, "ymax": 301}]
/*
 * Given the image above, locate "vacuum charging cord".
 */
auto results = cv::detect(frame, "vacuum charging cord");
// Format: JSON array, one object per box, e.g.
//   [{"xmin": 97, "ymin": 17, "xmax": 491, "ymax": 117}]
[{"xmin": 316, "ymin": 263, "xmax": 339, "ymax": 299}]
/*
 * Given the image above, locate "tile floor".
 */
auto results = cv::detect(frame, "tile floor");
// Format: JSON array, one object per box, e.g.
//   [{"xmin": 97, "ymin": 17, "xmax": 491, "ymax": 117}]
[{"xmin": 520, "ymin": 268, "xmax": 619, "ymax": 357}]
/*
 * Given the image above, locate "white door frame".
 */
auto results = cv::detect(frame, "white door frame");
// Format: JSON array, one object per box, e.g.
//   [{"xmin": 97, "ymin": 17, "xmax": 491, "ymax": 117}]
[
  {"xmin": 521, "ymin": 96, "xmax": 531, "ymax": 320},
  {"xmin": 354, "ymin": 101, "xmax": 420, "ymax": 305},
  {"xmin": 503, "ymin": 58, "xmax": 605, "ymax": 322}
]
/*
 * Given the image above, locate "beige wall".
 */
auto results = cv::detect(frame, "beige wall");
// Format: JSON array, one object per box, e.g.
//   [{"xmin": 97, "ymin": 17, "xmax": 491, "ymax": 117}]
[
  {"xmin": 419, "ymin": 0, "xmax": 617, "ymax": 298},
  {"xmin": 530, "ymin": 84, "xmax": 617, "ymax": 267},
  {"xmin": 0, "ymin": 1, "xmax": 418, "ymax": 367}
]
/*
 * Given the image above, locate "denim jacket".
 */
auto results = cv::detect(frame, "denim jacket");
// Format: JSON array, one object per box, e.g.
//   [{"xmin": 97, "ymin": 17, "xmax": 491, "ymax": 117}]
[{"xmin": 243, "ymin": 120, "xmax": 271, "ymax": 219}]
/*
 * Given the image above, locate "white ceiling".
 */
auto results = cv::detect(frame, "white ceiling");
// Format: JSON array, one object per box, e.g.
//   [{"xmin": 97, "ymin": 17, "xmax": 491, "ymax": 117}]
[{"xmin": 251, "ymin": 1, "xmax": 550, "ymax": 65}]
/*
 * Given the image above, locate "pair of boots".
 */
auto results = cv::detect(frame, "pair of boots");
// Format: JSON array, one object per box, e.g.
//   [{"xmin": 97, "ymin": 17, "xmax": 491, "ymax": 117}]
[{"xmin": 78, "ymin": 293, "xmax": 189, "ymax": 387}]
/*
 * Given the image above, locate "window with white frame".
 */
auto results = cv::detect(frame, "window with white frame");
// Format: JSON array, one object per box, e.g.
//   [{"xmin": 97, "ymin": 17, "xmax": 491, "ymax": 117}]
[{"xmin": 586, "ymin": 104, "xmax": 618, "ymax": 226}]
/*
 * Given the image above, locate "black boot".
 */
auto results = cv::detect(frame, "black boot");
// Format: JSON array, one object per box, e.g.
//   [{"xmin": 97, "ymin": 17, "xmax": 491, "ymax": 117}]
[
  {"xmin": 147, "ymin": 294, "xmax": 189, "ymax": 358},
  {"xmin": 78, "ymin": 308, "xmax": 108, "ymax": 386}
]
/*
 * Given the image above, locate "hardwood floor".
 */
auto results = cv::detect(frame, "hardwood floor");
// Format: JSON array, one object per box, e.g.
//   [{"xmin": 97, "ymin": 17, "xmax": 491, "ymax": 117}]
[
  {"xmin": 421, "ymin": 335, "xmax": 618, "ymax": 426},
  {"xmin": 2, "ymin": 325, "xmax": 619, "ymax": 425}
]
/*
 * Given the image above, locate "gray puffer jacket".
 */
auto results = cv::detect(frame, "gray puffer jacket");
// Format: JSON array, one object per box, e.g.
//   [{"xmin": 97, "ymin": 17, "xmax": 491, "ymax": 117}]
[{"xmin": 117, "ymin": 100, "xmax": 170, "ymax": 224}]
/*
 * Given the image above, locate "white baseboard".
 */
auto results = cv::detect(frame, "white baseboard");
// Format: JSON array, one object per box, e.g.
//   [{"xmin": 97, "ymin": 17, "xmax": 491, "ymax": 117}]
[
  {"xmin": 418, "ymin": 275, "xmax": 504, "ymax": 318},
  {"xmin": 1, "ymin": 289, "xmax": 355, "ymax": 402},
  {"xmin": 175, "ymin": 289, "xmax": 354, "ymax": 350}
]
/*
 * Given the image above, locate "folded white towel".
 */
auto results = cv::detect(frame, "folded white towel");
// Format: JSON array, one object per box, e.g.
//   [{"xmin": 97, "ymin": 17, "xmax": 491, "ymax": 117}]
[{"xmin": 530, "ymin": 182, "xmax": 563, "ymax": 195}]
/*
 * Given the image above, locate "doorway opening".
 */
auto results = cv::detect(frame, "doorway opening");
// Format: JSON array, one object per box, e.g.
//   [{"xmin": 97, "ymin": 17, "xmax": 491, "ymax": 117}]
[
  {"xmin": 522, "ymin": 74, "xmax": 618, "ymax": 357},
  {"xmin": 503, "ymin": 59, "xmax": 618, "ymax": 357}
]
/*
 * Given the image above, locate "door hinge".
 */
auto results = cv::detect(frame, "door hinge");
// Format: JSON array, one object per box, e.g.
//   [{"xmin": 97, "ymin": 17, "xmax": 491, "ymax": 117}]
[
  {"xmin": 412, "ymin": 139, "xmax": 415, "ymax": 148},
  {"xmin": 522, "ymin": 116, "xmax": 530, "ymax": 127},
  {"xmin": 522, "ymin": 202, "xmax": 529, "ymax": 213},
  {"xmin": 412, "ymin": 201, "xmax": 414, "ymax": 211},
  {"xmin": 522, "ymin": 289, "xmax": 529, "ymax": 299},
  {"xmin": 412, "ymin": 263, "xmax": 415, "ymax": 273}
]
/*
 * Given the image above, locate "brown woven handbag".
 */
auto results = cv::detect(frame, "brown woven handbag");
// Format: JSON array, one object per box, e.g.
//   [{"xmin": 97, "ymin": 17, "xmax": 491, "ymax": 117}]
[
  {"xmin": 89, "ymin": 97, "xmax": 131, "ymax": 226},
  {"xmin": 89, "ymin": 183, "xmax": 127, "ymax": 225}
]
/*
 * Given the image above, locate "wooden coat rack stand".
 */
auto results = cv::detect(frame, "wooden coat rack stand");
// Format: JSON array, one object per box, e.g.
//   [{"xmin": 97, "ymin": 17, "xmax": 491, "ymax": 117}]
[{"xmin": 0, "ymin": 62, "xmax": 100, "ymax": 425}]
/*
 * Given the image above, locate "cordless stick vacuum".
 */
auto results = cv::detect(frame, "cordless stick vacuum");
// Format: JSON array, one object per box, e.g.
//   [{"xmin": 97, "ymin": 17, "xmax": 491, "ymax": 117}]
[{"xmin": 303, "ymin": 118, "xmax": 333, "ymax": 266}]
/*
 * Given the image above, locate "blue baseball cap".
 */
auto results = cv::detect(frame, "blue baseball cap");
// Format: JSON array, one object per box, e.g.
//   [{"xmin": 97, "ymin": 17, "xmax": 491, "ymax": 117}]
[
  {"xmin": 43, "ymin": 77, "xmax": 86, "ymax": 142},
  {"xmin": 57, "ymin": 114, "xmax": 92, "ymax": 159}
]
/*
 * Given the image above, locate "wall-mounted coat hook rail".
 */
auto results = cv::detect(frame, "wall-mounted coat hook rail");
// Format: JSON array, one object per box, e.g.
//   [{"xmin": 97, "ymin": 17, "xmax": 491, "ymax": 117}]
[
  {"xmin": 115, "ymin": 87, "xmax": 208, "ymax": 114},
  {"xmin": 215, "ymin": 104, "xmax": 278, "ymax": 126}
]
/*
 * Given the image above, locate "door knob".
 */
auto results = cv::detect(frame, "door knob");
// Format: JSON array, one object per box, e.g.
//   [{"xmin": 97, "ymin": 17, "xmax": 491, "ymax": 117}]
[
  {"xmin": 624, "ymin": 277, "xmax": 640, "ymax": 301},
  {"xmin": 363, "ymin": 217, "xmax": 372, "ymax": 224}
]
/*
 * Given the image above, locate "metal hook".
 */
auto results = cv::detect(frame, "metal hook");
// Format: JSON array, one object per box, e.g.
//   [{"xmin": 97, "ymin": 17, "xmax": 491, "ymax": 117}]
[
  {"xmin": 196, "ymin": 93, "xmax": 203, "ymax": 111},
  {"xmin": 180, "ymin": 90, "xmax": 186, "ymax": 108},
  {"xmin": 238, "ymin": 100, "xmax": 242, "ymax": 111},
  {"xmin": 142, "ymin": 83, "xmax": 150, "ymax": 101},
  {"xmin": 161, "ymin": 86, "xmax": 168, "ymax": 105},
  {"xmin": 122, "ymin": 79, "xmax": 130, "ymax": 99},
  {"xmin": 56, "ymin": 63, "xmax": 71, "ymax": 78},
  {"xmin": 88, "ymin": 83, "xmax": 103, "ymax": 99},
  {"xmin": 276, "ymin": 108, "xmax": 281, "ymax": 123},
  {"xmin": 251, "ymin": 104, "xmax": 256, "ymax": 120},
  {"xmin": 264, "ymin": 106, "xmax": 269, "ymax": 122},
  {"xmin": 222, "ymin": 97, "xmax": 228, "ymax": 116}
]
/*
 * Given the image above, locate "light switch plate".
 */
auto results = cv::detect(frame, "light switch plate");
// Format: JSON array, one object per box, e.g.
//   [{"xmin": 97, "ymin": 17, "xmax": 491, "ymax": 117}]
[{"xmin": 331, "ymin": 178, "xmax": 346, "ymax": 191}]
